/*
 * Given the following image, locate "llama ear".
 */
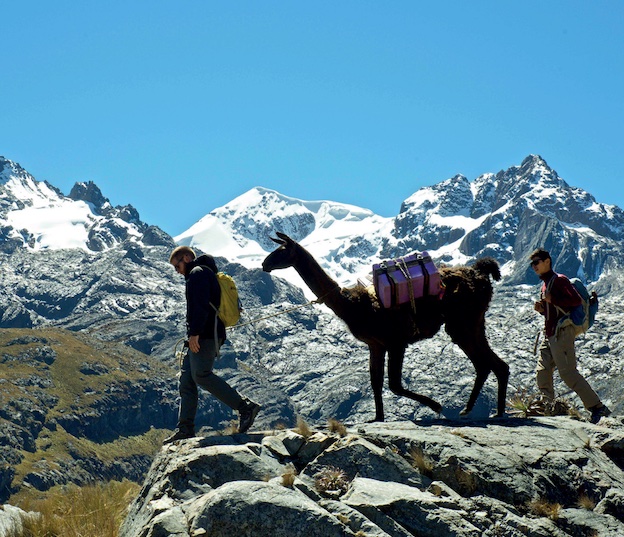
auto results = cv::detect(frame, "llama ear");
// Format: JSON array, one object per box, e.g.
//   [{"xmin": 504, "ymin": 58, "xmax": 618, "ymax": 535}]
[
  {"xmin": 270, "ymin": 236, "xmax": 286, "ymax": 246},
  {"xmin": 275, "ymin": 231, "xmax": 292, "ymax": 243}
]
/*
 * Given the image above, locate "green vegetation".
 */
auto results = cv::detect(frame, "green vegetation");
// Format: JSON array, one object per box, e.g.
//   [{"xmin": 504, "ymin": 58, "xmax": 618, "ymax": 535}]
[
  {"xmin": 507, "ymin": 387, "xmax": 582, "ymax": 419},
  {"xmin": 0, "ymin": 327, "xmax": 173, "ymax": 505}
]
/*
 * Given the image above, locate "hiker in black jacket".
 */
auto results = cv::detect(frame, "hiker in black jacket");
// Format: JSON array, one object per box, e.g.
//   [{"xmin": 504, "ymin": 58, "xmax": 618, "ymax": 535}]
[{"xmin": 164, "ymin": 246, "xmax": 260, "ymax": 444}]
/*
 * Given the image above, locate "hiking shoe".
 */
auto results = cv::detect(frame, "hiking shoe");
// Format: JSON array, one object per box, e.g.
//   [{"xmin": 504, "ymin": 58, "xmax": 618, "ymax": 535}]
[
  {"xmin": 163, "ymin": 429, "xmax": 195, "ymax": 444},
  {"xmin": 238, "ymin": 400, "xmax": 261, "ymax": 433},
  {"xmin": 590, "ymin": 404, "xmax": 611, "ymax": 424}
]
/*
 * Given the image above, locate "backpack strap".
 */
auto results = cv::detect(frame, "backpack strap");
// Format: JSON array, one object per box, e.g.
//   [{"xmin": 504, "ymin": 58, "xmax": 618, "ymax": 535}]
[
  {"xmin": 544, "ymin": 274, "xmax": 558, "ymax": 322},
  {"xmin": 545, "ymin": 273, "xmax": 558, "ymax": 294},
  {"xmin": 209, "ymin": 302, "xmax": 221, "ymax": 357}
]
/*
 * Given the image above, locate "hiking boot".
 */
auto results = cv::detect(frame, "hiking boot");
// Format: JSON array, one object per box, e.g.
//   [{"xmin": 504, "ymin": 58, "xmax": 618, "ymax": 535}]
[
  {"xmin": 238, "ymin": 399, "xmax": 261, "ymax": 433},
  {"xmin": 590, "ymin": 404, "xmax": 611, "ymax": 424},
  {"xmin": 163, "ymin": 428, "xmax": 195, "ymax": 444}
]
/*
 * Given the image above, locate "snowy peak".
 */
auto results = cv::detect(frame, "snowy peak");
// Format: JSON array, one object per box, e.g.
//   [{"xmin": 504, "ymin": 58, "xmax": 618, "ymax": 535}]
[
  {"xmin": 175, "ymin": 186, "xmax": 391, "ymax": 279},
  {"xmin": 0, "ymin": 157, "xmax": 64, "ymax": 208},
  {"xmin": 400, "ymin": 174, "xmax": 473, "ymax": 218},
  {"xmin": 212, "ymin": 186, "xmax": 380, "ymax": 246},
  {"xmin": 69, "ymin": 181, "xmax": 111, "ymax": 210},
  {"xmin": 3, "ymin": 155, "xmax": 623, "ymax": 288},
  {"xmin": 183, "ymin": 156, "xmax": 624, "ymax": 287},
  {"xmin": 0, "ymin": 157, "xmax": 172, "ymax": 253}
]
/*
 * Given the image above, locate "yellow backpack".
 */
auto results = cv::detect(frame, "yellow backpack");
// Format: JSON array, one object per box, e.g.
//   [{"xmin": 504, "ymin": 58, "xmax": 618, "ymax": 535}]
[{"xmin": 211, "ymin": 272, "xmax": 242, "ymax": 327}]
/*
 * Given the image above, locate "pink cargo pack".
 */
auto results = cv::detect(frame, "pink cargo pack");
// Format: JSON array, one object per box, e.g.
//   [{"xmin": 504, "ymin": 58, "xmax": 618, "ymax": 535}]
[{"xmin": 373, "ymin": 252, "xmax": 443, "ymax": 309}]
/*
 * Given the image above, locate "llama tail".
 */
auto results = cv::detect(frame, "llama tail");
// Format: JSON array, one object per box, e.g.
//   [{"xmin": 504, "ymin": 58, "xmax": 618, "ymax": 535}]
[{"xmin": 473, "ymin": 257, "xmax": 501, "ymax": 281}]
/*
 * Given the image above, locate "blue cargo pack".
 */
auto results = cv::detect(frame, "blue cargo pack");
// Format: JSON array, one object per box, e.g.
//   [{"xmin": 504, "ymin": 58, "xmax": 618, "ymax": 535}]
[{"xmin": 549, "ymin": 275, "xmax": 598, "ymax": 337}]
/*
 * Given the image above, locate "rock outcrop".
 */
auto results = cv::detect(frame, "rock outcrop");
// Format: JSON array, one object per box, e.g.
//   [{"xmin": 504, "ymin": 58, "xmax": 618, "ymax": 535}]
[
  {"xmin": 0, "ymin": 504, "xmax": 39, "ymax": 535},
  {"xmin": 120, "ymin": 415, "xmax": 624, "ymax": 537}
]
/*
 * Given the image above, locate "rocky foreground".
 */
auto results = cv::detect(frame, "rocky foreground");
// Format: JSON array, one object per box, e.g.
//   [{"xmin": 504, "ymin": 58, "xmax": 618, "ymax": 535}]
[{"xmin": 119, "ymin": 415, "xmax": 624, "ymax": 537}]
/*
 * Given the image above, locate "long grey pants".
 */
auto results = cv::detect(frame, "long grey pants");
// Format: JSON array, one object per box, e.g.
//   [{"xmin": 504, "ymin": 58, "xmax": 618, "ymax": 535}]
[
  {"xmin": 536, "ymin": 324, "xmax": 600, "ymax": 409},
  {"xmin": 177, "ymin": 338, "xmax": 244, "ymax": 432}
]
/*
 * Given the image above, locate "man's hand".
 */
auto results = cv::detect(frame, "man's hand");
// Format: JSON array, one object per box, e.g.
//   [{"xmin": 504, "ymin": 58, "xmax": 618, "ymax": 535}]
[
  {"xmin": 189, "ymin": 335, "xmax": 200, "ymax": 353},
  {"xmin": 534, "ymin": 300, "xmax": 545, "ymax": 313}
]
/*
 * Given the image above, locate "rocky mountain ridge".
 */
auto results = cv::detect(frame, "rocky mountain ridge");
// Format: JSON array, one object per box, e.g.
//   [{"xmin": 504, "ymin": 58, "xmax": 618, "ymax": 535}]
[
  {"xmin": 119, "ymin": 416, "xmax": 624, "ymax": 537},
  {"xmin": 177, "ymin": 154, "xmax": 624, "ymax": 287},
  {"xmin": 0, "ymin": 157, "xmax": 171, "ymax": 253}
]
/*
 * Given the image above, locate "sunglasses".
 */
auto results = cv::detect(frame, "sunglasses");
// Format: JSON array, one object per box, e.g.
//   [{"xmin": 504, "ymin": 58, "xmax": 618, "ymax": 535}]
[{"xmin": 530, "ymin": 259, "xmax": 543, "ymax": 267}]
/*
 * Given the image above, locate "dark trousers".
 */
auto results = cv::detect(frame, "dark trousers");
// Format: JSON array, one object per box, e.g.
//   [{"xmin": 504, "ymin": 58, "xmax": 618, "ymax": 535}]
[{"xmin": 177, "ymin": 338, "xmax": 243, "ymax": 431}]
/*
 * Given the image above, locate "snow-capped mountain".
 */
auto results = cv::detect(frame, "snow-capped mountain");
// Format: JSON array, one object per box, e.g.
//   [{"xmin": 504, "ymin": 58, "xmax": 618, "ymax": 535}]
[
  {"xmin": 1, "ymin": 154, "xmax": 623, "ymax": 503},
  {"xmin": 176, "ymin": 155, "xmax": 624, "ymax": 289},
  {"xmin": 0, "ymin": 157, "xmax": 171, "ymax": 252},
  {"xmin": 175, "ymin": 186, "xmax": 395, "ymax": 288}
]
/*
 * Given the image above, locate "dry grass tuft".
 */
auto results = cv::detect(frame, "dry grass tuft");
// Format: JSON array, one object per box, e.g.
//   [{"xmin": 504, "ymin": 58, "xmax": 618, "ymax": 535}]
[
  {"xmin": 15, "ymin": 480, "xmax": 139, "ymax": 537},
  {"xmin": 577, "ymin": 493, "xmax": 596, "ymax": 510},
  {"xmin": 408, "ymin": 446, "xmax": 434, "ymax": 477},
  {"xmin": 222, "ymin": 420, "xmax": 239, "ymax": 435},
  {"xmin": 281, "ymin": 464, "xmax": 298, "ymax": 488},
  {"xmin": 508, "ymin": 388, "xmax": 580, "ymax": 419},
  {"xmin": 314, "ymin": 466, "xmax": 350, "ymax": 498},
  {"xmin": 327, "ymin": 418, "xmax": 348, "ymax": 437},
  {"xmin": 294, "ymin": 416, "xmax": 313, "ymax": 438},
  {"xmin": 528, "ymin": 498, "xmax": 562, "ymax": 520}
]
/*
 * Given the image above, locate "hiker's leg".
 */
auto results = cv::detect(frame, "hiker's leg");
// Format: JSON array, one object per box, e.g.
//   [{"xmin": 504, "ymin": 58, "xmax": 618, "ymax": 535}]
[
  {"xmin": 177, "ymin": 350, "xmax": 198, "ymax": 432},
  {"xmin": 549, "ymin": 325, "xmax": 600, "ymax": 409},
  {"xmin": 190, "ymin": 338, "xmax": 244, "ymax": 411},
  {"xmin": 536, "ymin": 338, "xmax": 556, "ymax": 401}
]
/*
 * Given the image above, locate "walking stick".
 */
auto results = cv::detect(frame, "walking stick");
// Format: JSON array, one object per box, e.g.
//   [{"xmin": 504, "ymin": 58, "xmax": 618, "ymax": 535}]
[{"xmin": 533, "ymin": 330, "xmax": 541, "ymax": 356}]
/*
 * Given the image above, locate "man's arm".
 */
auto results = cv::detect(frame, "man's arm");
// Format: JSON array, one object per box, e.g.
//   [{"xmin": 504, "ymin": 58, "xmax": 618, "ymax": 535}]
[{"xmin": 186, "ymin": 268, "xmax": 213, "ymax": 345}]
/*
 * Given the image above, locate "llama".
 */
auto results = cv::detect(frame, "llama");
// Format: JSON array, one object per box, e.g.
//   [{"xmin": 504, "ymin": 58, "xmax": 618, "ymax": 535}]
[{"xmin": 262, "ymin": 232, "xmax": 509, "ymax": 422}]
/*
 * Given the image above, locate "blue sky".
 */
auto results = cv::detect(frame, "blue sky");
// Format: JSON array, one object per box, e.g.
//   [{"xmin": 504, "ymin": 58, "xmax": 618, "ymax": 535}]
[{"xmin": 2, "ymin": 1, "xmax": 623, "ymax": 236}]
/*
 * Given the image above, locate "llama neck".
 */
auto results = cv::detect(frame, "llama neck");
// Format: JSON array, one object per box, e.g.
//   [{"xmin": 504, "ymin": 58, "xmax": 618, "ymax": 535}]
[{"xmin": 292, "ymin": 246, "xmax": 345, "ymax": 310}]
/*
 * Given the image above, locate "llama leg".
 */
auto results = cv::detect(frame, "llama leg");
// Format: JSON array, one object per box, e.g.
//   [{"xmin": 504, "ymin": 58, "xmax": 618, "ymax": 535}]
[
  {"xmin": 368, "ymin": 343, "xmax": 386, "ymax": 422},
  {"xmin": 472, "ymin": 325, "xmax": 509, "ymax": 417},
  {"xmin": 446, "ymin": 319, "xmax": 491, "ymax": 416},
  {"xmin": 488, "ymin": 349, "xmax": 509, "ymax": 417},
  {"xmin": 451, "ymin": 323, "xmax": 508, "ymax": 417},
  {"xmin": 460, "ymin": 361, "xmax": 491, "ymax": 416},
  {"xmin": 387, "ymin": 348, "xmax": 442, "ymax": 414}
]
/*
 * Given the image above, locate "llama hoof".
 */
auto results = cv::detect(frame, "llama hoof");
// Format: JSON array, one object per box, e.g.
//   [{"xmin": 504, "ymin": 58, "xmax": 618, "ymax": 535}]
[
  {"xmin": 490, "ymin": 411, "xmax": 506, "ymax": 418},
  {"xmin": 459, "ymin": 407, "xmax": 471, "ymax": 417}
]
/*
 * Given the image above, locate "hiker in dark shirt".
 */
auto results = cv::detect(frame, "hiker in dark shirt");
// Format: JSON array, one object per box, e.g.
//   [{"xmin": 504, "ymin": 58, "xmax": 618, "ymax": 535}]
[
  {"xmin": 530, "ymin": 248, "xmax": 610, "ymax": 424},
  {"xmin": 164, "ymin": 246, "xmax": 260, "ymax": 443}
]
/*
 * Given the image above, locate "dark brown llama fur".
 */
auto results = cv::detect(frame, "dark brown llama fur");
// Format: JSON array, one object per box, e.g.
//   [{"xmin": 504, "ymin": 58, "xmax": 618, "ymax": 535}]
[{"xmin": 262, "ymin": 232, "xmax": 509, "ymax": 421}]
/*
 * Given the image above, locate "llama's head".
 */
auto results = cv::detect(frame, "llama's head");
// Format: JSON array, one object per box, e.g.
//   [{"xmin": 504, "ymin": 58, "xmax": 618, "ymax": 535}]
[{"xmin": 262, "ymin": 232, "xmax": 299, "ymax": 272}]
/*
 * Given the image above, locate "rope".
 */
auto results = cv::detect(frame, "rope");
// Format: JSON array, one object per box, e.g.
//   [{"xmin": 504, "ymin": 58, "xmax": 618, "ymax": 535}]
[
  {"xmin": 229, "ymin": 286, "xmax": 340, "ymax": 330},
  {"xmin": 174, "ymin": 338, "xmax": 187, "ymax": 368},
  {"xmin": 173, "ymin": 286, "xmax": 341, "ymax": 356},
  {"xmin": 397, "ymin": 258, "xmax": 417, "ymax": 313}
]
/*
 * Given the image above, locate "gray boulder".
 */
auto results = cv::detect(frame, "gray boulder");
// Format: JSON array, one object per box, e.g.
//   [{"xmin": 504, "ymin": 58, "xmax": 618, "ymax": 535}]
[
  {"xmin": 0, "ymin": 504, "xmax": 39, "ymax": 535},
  {"xmin": 120, "ymin": 416, "xmax": 624, "ymax": 537}
]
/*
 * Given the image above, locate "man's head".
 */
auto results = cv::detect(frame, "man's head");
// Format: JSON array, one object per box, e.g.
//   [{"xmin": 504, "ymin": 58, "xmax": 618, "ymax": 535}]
[
  {"xmin": 529, "ymin": 248, "xmax": 552, "ymax": 275},
  {"xmin": 170, "ymin": 246, "xmax": 196, "ymax": 275}
]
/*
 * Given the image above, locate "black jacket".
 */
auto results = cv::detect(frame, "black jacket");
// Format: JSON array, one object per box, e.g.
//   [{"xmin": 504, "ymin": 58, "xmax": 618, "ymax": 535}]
[{"xmin": 185, "ymin": 255, "xmax": 226, "ymax": 340}]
